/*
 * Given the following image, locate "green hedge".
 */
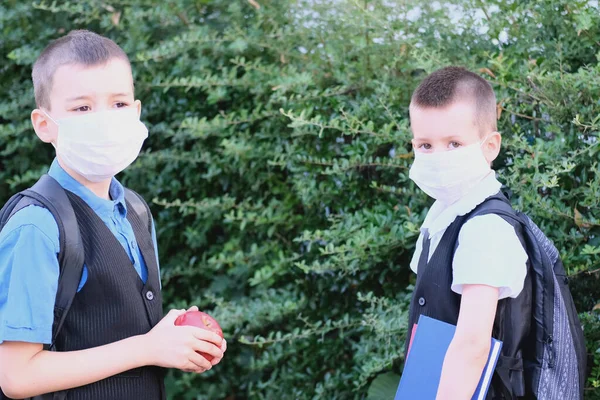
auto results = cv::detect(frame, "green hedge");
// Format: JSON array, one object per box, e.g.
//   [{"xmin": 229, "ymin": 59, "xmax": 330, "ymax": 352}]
[{"xmin": 2, "ymin": 1, "xmax": 600, "ymax": 399}]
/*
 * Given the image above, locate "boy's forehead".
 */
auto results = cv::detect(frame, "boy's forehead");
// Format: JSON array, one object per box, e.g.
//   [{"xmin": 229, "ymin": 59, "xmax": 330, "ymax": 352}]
[
  {"xmin": 50, "ymin": 59, "xmax": 134, "ymax": 103},
  {"xmin": 410, "ymin": 100, "xmax": 476, "ymax": 119},
  {"xmin": 410, "ymin": 101, "xmax": 479, "ymax": 139}
]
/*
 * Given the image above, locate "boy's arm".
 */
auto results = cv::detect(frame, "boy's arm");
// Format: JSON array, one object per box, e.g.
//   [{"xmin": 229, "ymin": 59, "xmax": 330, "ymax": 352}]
[
  {"xmin": 436, "ymin": 284, "xmax": 498, "ymax": 400},
  {"xmin": 0, "ymin": 309, "xmax": 224, "ymax": 399},
  {"xmin": 436, "ymin": 214, "xmax": 528, "ymax": 399},
  {"xmin": 0, "ymin": 208, "xmax": 225, "ymax": 398}
]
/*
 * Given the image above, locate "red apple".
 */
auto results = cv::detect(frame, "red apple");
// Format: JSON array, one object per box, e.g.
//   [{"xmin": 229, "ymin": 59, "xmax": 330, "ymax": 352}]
[{"xmin": 174, "ymin": 311, "xmax": 223, "ymax": 362}]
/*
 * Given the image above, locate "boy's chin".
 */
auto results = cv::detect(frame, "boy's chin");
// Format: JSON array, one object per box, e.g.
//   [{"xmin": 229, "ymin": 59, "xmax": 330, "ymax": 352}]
[{"xmin": 56, "ymin": 156, "xmax": 112, "ymax": 187}]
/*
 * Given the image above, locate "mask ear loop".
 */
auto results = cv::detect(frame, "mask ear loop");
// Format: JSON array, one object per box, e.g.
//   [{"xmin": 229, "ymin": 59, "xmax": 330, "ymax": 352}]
[
  {"xmin": 479, "ymin": 133, "xmax": 497, "ymax": 168},
  {"xmin": 42, "ymin": 110, "xmax": 59, "ymax": 148},
  {"xmin": 479, "ymin": 134, "xmax": 491, "ymax": 147},
  {"xmin": 42, "ymin": 110, "xmax": 59, "ymax": 125}
]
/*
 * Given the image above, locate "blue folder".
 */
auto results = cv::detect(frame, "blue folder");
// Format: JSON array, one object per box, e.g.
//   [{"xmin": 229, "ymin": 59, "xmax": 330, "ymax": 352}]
[{"xmin": 395, "ymin": 315, "xmax": 502, "ymax": 400}]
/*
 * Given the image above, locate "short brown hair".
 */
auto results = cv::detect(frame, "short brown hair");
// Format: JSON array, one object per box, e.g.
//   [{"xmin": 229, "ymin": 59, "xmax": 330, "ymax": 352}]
[
  {"xmin": 32, "ymin": 30, "xmax": 131, "ymax": 110},
  {"xmin": 410, "ymin": 66, "xmax": 497, "ymax": 134}
]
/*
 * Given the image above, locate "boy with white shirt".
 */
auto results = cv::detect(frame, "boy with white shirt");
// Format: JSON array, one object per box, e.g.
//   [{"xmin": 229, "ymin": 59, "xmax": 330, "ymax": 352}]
[{"xmin": 406, "ymin": 66, "xmax": 529, "ymax": 399}]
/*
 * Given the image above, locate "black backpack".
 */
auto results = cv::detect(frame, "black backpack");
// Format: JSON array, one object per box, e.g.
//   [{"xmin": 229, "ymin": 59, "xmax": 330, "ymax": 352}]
[
  {"xmin": 471, "ymin": 192, "xmax": 587, "ymax": 399},
  {"xmin": 0, "ymin": 174, "xmax": 152, "ymax": 400}
]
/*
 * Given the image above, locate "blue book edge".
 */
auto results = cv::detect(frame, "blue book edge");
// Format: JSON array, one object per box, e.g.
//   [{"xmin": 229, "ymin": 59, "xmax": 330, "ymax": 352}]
[
  {"xmin": 395, "ymin": 315, "xmax": 503, "ymax": 400},
  {"xmin": 473, "ymin": 337, "xmax": 503, "ymax": 400}
]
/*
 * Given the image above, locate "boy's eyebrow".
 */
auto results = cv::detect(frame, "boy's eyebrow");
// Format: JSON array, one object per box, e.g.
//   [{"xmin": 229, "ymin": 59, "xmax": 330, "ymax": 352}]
[
  {"xmin": 66, "ymin": 95, "xmax": 92, "ymax": 102},
  {"xmin": 111, "ymin": 92, "xmax": 133, "ymax": 97},
  {"xmin": 444, "ymin": 135, "xmax": 463, "ymax": 141},
  {"xmin": 412, "ymin": 135, "xmax": 463, "ymax": 142},
  {"xmin": 65, "ymin": 92, "xmax": 133, "ymax": 102},
  {"xmin": 427, "ymin": 134, "xmax": 462, "ymax": 140}
]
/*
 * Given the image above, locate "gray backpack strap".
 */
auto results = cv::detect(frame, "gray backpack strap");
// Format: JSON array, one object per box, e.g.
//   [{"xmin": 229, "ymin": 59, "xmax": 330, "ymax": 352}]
[
  {"xmin": 124, "ymin": 188, "xmax": 152, "ymax": 235},
  {"xmin": 0, "ymin": 175, "xmax": 84, "ymax": 400},
  {"xmin": 25, "ymin": 175, "xmax": 85, "ymax": 350}
]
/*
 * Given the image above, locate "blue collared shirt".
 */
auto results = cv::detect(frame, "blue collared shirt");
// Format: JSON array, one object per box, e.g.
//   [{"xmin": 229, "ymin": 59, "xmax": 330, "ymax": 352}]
[{"xmin": 0, "ymin": 159, "xmax": 160, "ymax": 344}]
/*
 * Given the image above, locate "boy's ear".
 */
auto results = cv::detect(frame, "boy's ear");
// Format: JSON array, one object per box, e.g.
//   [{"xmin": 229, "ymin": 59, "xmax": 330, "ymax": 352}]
[
  {"xmin": 483, "ymin": 131, "xmax": 501, "ymax": 164},
  {"xmin": 31, "ymin": 109, "xmax": 58, "ymax": 144},
  {"xmin": 134, "ymin": 100, "xmax": 142, "ymax": 118}
]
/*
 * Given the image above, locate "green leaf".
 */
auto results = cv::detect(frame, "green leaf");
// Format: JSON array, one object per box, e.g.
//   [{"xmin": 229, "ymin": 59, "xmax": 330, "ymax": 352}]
[{"xmin": 366, "ymin": 372, "xmax": 401, "ymax": 400}]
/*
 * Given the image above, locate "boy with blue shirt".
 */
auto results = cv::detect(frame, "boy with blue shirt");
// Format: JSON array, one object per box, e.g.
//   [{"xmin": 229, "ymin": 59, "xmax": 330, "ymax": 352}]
[{"xmin": 0, "ymin": 30, "xmax": 225, "ymax": 400}]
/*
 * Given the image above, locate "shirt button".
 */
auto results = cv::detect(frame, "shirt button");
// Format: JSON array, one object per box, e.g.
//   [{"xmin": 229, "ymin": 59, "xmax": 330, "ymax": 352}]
[
  {"xmin": 146, "ymin": 291, "xmax": 154, "ymax": 301},
  {"xmin": 418, "ymin": 297, "xmax": 426, "ymax": 306}
]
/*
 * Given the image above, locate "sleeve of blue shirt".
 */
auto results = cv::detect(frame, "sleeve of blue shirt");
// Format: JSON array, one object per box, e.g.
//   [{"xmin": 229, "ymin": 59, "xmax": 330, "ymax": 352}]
[
  {"xmin": 0, "ymin": 205, "xmax": 59, "ymax": 345},
  {"xmin": 0, "ymin": 206, "xmax": 162, "ymax": 346},
  {"xmin": 150, "ymin": 217, "xmax": 162, "ymax": 288}
]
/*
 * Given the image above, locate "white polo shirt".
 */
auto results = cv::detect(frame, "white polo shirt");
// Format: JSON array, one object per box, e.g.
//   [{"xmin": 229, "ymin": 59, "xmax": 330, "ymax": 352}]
[{"xmin": 409, "ymin": 172, "xmax": 528, "ymax": 300}]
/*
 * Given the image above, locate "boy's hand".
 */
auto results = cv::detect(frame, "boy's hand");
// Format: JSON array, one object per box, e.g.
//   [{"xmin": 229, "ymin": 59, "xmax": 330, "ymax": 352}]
[
  {"xmin": 185, "ymin": 305, "xmax": 228, "ymax": 367},
  {"xmin": 210, "ymin": 337, "xmax": 227, "ymax": 366},
  {"xmin": 144, "ymin": 309, "xmax": 224, "ymax": 373}
]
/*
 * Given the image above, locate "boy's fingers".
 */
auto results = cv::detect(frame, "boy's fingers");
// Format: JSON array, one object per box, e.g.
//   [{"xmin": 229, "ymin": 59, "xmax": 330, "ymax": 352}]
[
  {"xmin": 162, "ymin": 309, "xmax": 186, "ymax": 324},
  {"xmin": 187, "ymin": 305, "xmax": 199, "ymax": 312},
  {"xmin": 220, "ymin": 339, "xmax": 227, "ymax": 352},
  {"xmin": 188, "ymin": 351, "xmax": 213, "ymax": 371},
  {"xmin": 191, "ymin": 328, "xmax": 223, "ymax": 345},
  {"xmin": 192, "ymin": 342, "xmax": 223, "ymax": 359},
  {"xmin": 183, "ymin": 362, "xmax": 206, "ymax": 374}
]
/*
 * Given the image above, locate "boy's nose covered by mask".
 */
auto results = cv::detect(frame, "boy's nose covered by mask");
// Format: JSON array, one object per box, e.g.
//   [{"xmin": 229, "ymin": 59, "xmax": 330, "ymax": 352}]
[
  {"xmin": 409, "ymin": 138, "xmax": 492, "ymax": 204},
  {"xmin": 44, "ymin": 108, "xmax": 148, "ymax": 182}
]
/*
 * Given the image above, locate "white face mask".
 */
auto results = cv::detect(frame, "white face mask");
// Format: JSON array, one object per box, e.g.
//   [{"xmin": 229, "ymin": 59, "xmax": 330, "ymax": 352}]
[
  {"xmin": 44, "ymin": 108, "xmax": 148, "ymax": 183},
  {"xmin": 408, "ymin": 138, "xmax": 492, "ymax": 204}
]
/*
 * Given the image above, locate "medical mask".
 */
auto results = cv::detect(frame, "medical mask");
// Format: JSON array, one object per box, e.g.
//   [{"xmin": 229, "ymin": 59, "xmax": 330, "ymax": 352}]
[
  {"xmin": 44, "ymin": 108, "xmax": 148, "ymax": 182},
  {"xmin": 408, "ymin": 138, "xmax": 492, "ymax": 204}
]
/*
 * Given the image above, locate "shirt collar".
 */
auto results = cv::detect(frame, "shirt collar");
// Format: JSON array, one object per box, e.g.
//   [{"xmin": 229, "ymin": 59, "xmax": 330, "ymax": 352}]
[
  {"xmin": 48, "ymin": 158, "xmax": 128, "ymax": 219},
  {"xmin": 420, "ymin": 171, "xmax": 502, "ymax": 237}
]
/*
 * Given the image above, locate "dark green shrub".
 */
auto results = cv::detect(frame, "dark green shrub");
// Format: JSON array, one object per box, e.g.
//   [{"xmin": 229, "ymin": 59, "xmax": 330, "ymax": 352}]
[{"xmin": 2, "ymin": 1, "xmax": 600, "ymax": 398}]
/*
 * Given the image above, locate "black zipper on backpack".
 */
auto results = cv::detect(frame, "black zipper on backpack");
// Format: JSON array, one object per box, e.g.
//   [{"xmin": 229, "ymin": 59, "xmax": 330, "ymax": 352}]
[{"xmin": 546, "ymin": 335, "xmax": 555, "ymax": 368}]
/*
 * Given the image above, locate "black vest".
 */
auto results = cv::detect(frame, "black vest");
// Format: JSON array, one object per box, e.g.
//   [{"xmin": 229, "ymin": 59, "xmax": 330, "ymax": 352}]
[
  {"xmin": 406, "ymin": 206, "xmax": 534, "ymax": 399},
  {"xmin": 48, "ymin": 191, "xmax": 166, "ymax": 400}
]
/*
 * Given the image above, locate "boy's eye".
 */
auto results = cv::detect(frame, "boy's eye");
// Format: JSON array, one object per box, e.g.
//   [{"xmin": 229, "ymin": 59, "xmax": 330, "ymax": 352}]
[
  {"xmin": 115, "ymin": 102, "xmax": 128, "ymax": 108},
  {"xmin": 419, "ymin": 143, "xmax": 432, "ymax": 150},
  {"xmin": 74, "ymin": 106, "xmax": 90, "ymax": 112},
  {"xmin": 449, "ymin": 141, "xmax": 461, "ymax": 149}
]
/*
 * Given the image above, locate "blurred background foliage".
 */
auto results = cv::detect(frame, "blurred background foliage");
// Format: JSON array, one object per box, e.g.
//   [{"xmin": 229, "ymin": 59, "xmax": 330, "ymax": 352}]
[{"xmin": 2, "ymin": 0, "xmax": 600, "ymax": 398}]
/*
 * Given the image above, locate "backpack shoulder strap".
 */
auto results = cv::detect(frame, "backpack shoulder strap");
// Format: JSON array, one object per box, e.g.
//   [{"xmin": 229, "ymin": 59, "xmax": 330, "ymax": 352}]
[
  {"xmin": 467, "ymin": 192, "xmax": 546, "ymax": 269},
  {"xmin": 23, "ymin": 175, "xmax": 85, "ymax": 349},
  {"xmin": 448, "ymin": 192, "xmax": 524, "ymax": 254},
  {"xmin": 466, "ymin": 192, "xmax": 521, "ymax": 224},
  {"xmin": 1, "ymin": 194, "xmax": 26, "ymax": 227},
  {"xmin": 124, "ymin": 188, "xmax": 152, "ymax": 235}
]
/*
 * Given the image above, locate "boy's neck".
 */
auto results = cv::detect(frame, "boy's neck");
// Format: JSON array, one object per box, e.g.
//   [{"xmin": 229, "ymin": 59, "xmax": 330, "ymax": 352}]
[{"xmin": 57, "ymin": 158, "xmax": 112, "ymax": 200}]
